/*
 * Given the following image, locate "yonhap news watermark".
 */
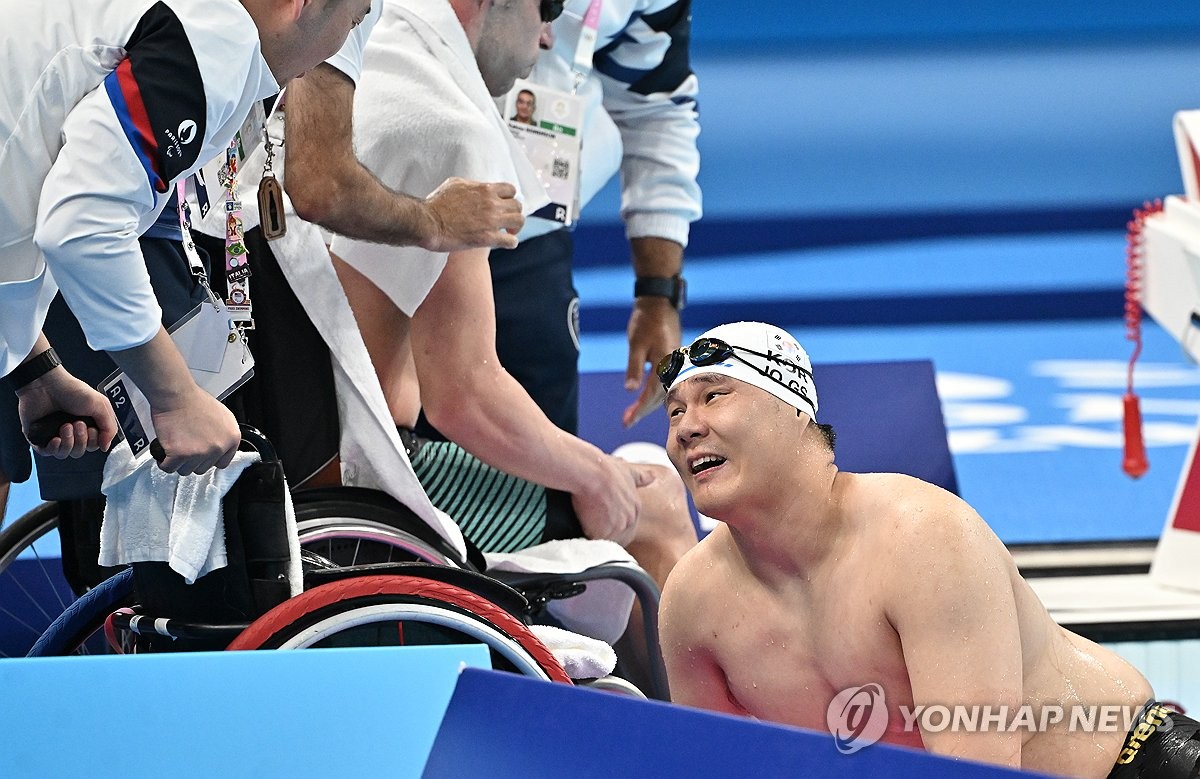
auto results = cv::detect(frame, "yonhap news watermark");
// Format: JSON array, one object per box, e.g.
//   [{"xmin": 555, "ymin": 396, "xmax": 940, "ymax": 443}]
[{"xmin": 826, "ymin": 684, "xmax": 1169, "ymax": 755}]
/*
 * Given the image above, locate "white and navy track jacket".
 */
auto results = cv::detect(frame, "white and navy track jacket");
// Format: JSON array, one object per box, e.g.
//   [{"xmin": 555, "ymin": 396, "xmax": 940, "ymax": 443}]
[
  {"xmin": 523, "ymin": 0, "xmax": 702, "ymax": 246},
  {"xmin": 0, "ymin": 0, "xmax": 278, "ymax": 375}
]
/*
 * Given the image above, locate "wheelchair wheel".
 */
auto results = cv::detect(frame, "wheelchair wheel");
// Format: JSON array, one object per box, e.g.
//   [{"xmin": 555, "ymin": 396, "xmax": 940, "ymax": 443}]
[
  {"xmin": 296, "ymin": 517, "xmax": 457, "ymax": 568},
  {"xmin": 24, "ymin": 567, "xmax": 136, "ymax": 657},
  {"xmin": 0, "ymin": 501, "xmax": 60, "ymax": 571},
  {"xmin": 0, "ymin": 503, "xmax": 75, "ymax": 656},
  {"xmin": 0, "ymin": 503, "xmax": 133, "ymax": 657},
  {"xmin": 293, "ymin": 490, "xmax": 467, "ymax": 569},
  {"xmin": 227, "ymin": 575, "xmax": 571, "ymax": 683}
]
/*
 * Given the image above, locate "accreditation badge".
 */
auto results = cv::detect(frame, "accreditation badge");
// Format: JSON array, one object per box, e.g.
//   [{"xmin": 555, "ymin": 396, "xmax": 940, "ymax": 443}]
[{"xmin": 503, "ymin": 79, "xmax": 583, "ymax": 227}]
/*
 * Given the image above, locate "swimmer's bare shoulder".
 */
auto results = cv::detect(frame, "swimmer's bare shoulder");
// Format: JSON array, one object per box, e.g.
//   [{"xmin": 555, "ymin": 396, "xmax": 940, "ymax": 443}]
[
  {"xmin": 660, "ymin": 525, "xmax": 744, "ymax": 713},
  {"xmin": 844, "ymin": 471, "xmax": 968, "ymax": 522},
  {"xmin": 880, "ymin": 478, "xmax": 1001, "ymax": 590},
  {"xmin": 844, "ymin": 472, "xmax": 997, "ymax": 561},
  {"xmin": 852, "ymin": 473, "xmax": 1026, "ymax": 766}
]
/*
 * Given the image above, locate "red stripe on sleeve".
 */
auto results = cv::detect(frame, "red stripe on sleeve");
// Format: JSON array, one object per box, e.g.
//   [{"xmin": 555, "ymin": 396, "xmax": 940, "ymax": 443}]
[{"xmin": 114, "ymin": 58, "xmax": 163, "ymax": 181}]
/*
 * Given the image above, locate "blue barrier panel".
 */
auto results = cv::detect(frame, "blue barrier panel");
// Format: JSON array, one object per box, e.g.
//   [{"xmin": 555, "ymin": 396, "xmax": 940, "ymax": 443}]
[
  {"xmin": 424, "ymin": 668, "xmax": 1052, "ymax": 778},
  {"xmin": 0, "ymin": 644, "xmax": 490, "ymax": 779}
]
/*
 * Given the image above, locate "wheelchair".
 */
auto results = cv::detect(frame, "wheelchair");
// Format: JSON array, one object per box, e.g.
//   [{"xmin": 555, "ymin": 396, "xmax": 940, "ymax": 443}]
[{"xmin": 1, "ymin": 427, "xmax": 667, "ymax": 698}]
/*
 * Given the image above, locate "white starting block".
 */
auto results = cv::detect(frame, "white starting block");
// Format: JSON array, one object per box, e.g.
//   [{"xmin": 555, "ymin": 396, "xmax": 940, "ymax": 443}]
[{"xmin": 1136, "ymin": 109, "xmax": 1200, "ymax": 595}]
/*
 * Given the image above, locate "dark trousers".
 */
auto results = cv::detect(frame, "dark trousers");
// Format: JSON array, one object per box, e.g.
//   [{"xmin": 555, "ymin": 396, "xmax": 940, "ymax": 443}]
[{"xmin": 193, "ymin": 228, "xmax": 341, "ymax": 487}]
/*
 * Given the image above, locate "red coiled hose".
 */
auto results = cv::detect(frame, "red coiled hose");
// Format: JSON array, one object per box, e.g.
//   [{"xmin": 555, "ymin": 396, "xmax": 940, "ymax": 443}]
[{"xmin": 1123, "ymin": 200, "xmax": 1164, "ymax": 478}]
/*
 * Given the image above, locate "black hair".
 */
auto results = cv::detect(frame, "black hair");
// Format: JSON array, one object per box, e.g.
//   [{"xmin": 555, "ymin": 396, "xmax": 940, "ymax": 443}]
[{"xmin": 816, "ymin": 422, "xmax": 836, "ymax": 453}]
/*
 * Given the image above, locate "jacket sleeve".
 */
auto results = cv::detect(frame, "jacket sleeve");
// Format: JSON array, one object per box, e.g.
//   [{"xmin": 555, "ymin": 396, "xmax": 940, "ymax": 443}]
[
  {"xmin": 594, "ymin": 0, "xmax": 702, "ymax": 246},
  {"xmin": 34, "ymin": 3, "xmax": 217, "ymax": 354}
]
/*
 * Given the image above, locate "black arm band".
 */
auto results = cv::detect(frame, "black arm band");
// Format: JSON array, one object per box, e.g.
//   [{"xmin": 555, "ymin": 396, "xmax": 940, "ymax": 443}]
[{"xmin": 3, "ymin": 348, "xmax": 63, "ymax": 392}]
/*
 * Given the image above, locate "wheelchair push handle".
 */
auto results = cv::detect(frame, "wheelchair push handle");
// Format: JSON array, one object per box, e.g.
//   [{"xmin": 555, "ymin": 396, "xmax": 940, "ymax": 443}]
[
  {"xmin": 26, "ymin": 411, "xmax": 97, "ymax": 447},
  {"xmin": 25, "ymin": 412, "xmax": 167, "ymax": 461},
  {"xmin": 27, "ymin": 415, "xmax": 273, "ymax": 466},
  {"xmin": 238, "ymin": 424, "xmax": 278, "ymax": 464},
  {"xmin": 136, "ymin": 425, "xmax": 275, "ymax": 467}
]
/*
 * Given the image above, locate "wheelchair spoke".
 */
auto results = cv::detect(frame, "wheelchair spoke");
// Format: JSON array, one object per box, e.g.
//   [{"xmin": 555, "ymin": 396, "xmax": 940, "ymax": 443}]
[
  {"xmin": 0, "ymin": 503, "xmax": 83, "ymax": 657},
  {"xmin": 30, "ymin": 544, "xmax": 69, "ymax": 613},
  {"xmin": 3, "ymin": 568, "xmax": 62, "ymax": 626},
  {"xmin": 0, "ymin": 601, "xmax": 50, "ymax": 643}
]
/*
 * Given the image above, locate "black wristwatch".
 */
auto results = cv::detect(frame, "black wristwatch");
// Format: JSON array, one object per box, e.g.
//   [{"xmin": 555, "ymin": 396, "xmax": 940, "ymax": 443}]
[
  {"xmin": 634, "ymin": 274, "xmax": 687, "ymax": 311},
  {"xmin": 3, "ymin": 347, "xmax": 62, "ymax": 392}
]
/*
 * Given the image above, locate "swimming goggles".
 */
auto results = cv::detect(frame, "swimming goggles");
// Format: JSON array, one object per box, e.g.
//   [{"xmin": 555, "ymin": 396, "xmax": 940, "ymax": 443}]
[{"xmin": 656, "ymin": 337, "xmax": 815, "ymax": 413}]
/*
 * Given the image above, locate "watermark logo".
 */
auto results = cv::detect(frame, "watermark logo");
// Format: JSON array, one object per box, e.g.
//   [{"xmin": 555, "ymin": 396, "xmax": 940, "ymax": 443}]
[
  {"xmin": 826, "ymin": 686, "xmax": 1171, "ymax": 756},
  {"xmin": 827, "ymin": 684, "xmax": 888, "ymax": 754}
]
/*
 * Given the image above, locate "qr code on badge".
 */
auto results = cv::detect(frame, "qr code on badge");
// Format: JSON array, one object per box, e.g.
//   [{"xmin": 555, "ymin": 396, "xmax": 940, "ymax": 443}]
[{"xmin": 551, "ymin": 157, "xmax": 570, "ymax": 180}]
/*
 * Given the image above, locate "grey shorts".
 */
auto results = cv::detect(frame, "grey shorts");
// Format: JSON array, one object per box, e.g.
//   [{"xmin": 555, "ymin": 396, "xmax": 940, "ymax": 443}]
[{"xmin": 399, "ymin": 429, "xmax": 581, "ymax": 554}]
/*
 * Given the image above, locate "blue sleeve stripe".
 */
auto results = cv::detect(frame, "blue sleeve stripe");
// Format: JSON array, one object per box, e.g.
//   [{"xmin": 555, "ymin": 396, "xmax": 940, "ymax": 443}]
[{"xmin": 103, "ymin": 64, "xmax": 166, "ymax": 193}]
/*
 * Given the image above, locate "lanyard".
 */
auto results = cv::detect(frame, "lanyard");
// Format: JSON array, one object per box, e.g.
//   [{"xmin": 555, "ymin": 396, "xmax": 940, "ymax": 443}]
[
  {"xmin": 220, "ymin": 90, "xmax": 288, "ymax": 326},
  {"xmin": 176, "ymin": 180, "xmax": 207, "ymax": 280},
  {"xmin": 222, "ymin": 138, "xmax": 253, "ymax": 324},
  {"xmin": 571, "ymin": 0, "xmax": 604, "ymax": 92}
]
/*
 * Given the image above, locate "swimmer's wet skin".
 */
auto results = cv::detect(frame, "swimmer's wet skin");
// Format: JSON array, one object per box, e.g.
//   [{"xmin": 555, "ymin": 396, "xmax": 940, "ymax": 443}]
[{"xmin": 659, "ymin": 321, "xmax": 1166, "ymax": 779}]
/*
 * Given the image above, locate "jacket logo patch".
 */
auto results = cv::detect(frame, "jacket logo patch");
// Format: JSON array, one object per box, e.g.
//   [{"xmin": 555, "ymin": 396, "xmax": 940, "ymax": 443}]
[
  {"xmin": 177, "ymin": 119, "xmax": 197, "ymax": 145},
  {"xmin": 163, "ymin": 119, "xmax": 197, "ymax": 159}
]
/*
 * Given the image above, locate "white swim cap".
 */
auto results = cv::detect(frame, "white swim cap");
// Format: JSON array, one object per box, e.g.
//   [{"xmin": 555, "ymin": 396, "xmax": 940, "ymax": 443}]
[{"xmin": 666, "ymin": 321, "xmax": 818, "ymax": 419}]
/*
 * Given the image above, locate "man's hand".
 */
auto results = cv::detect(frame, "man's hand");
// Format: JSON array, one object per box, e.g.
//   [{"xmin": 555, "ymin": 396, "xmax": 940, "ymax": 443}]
[
  {"xmin": 148, "ymin": 387, "xmax": 241, "ymax": 476},
  {"xmin": 109, "ymin": 328, "xmax": 240, "ymax": 475},
  {"xmin": 622, "ymin": 296, "xmax": 681, "ymax": 427},
  {"xmin": 420, "ymin": 178, "xmax": 525, "ymax": 253},
  {"xmin": 16, "ymin": 367, "xmax": 119, "ymax": 459},
  {"xmin": 571, "ymin": 456, "xmax": 652, "ymax": 546}
]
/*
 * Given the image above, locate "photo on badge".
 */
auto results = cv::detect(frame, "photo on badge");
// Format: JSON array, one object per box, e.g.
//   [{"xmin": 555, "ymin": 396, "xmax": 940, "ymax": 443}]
[{"xmin": 502, "ymin": 78, "xmax": 584, "ymax": 226}]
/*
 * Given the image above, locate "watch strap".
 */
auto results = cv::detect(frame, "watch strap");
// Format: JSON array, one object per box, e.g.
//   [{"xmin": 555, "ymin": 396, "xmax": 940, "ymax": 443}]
[
  {"xmin": 3, "ymin": 348, "xmax": 62, "ymax": 392},
  {"xmin": 634, "ymin": 275, "xmax": 686, "ymax": 310}
]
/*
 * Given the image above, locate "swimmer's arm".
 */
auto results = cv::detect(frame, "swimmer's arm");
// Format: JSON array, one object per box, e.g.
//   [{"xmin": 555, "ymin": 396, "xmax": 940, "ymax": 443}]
[
  {"xmin": 659, "ymin": 556, "xmax": 743, "ymax": 713},
  {"xmin": 885, "ymin": 503, "xmax": 1024, "ymax": 768},
  {"xmin": 663, "ymin": 642, "xmax": 740, "ymax": 714},
  {"xmin": 283, "ymin": 64, "xmax": 521, "ymax": 252}
]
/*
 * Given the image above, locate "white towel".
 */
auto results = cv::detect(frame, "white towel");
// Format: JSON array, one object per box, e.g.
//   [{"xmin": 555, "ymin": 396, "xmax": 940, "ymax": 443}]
[
  {"xmin": 281, "ymin": 485, "xmax": 303, "ymax": 597},
  {"xmin": 529, "ymin": 624, "xmax": 617, "ymax": 681},
  {"xmin": 260, "ymin": 212, "xmax": 469, "ymax": 562},
  {"xmin": 98, "ymin": 444, "xmax": 260, "ymax": 584},
  {"xmin": 485, "ymin": 539, "xmax": 637, "ymax": 645}
]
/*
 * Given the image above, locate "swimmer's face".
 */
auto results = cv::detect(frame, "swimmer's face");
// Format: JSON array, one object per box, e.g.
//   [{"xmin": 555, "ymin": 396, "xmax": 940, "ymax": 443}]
[{"xmin": 666, "ymin": 374, "xmax": 807, "ymax": 518}]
